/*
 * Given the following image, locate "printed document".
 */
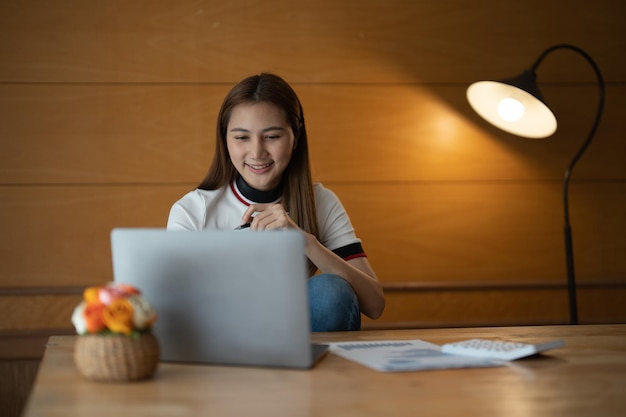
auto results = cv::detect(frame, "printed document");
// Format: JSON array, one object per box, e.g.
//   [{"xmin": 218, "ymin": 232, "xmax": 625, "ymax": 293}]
[{"xmin": 329, "ymin": 339, "xmax": 503, "ymax": 372}]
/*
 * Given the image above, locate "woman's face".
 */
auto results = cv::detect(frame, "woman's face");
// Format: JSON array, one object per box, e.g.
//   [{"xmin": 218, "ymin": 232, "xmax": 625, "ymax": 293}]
[{"xmin": 226, "ymin": 102, "xmax": 295, "ymax": 191}]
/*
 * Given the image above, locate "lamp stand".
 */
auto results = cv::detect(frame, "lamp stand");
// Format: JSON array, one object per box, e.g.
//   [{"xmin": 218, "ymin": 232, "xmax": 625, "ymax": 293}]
[{"xmin": 529, "ymin": 44, "xmax": 605, "ymax": 324}]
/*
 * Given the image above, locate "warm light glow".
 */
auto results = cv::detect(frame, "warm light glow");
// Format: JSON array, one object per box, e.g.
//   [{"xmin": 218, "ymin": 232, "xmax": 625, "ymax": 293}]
[
  {"xmin": 467, "ymin": 81, "xmax": 557, "ymax": 138},
  {"xmin": 497, "ymin": 98, "xmax": 524, "ymax": 122}
]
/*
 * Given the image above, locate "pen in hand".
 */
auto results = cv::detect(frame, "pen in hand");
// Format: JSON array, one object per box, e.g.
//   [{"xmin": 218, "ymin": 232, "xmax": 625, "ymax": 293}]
[{"xmin": 235, "ymin": 211, "xmax": 288, "ymax": 230}]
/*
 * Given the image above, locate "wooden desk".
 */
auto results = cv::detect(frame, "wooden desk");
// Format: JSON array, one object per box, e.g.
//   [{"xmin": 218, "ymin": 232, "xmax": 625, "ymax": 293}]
[{"xmin": 22, "ymin": 325, "xmax": 626, "ymax": 417}]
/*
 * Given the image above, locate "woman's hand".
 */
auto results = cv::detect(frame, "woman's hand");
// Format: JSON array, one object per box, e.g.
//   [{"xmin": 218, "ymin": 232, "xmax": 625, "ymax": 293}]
[{"xmin": 241, "ymin": 204, "xmax": 296, "ymax": 231}]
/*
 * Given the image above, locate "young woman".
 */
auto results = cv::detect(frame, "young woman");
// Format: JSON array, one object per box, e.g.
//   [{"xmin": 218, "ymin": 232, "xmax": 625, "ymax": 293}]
[{"xmin": 167, "ymin": 73, "xmax": 384, "ymax": 331}]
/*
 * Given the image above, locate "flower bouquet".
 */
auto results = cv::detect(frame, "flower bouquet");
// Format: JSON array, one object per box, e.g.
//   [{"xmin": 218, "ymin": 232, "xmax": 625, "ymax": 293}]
[{"xmin": 71, "ymin": 282, "xmax": 160, "ymax": 382}]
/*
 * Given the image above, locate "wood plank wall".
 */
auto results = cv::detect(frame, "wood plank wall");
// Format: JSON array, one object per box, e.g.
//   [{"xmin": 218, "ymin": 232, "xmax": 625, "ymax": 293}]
[{"xmin": 1, "ymin": 0, "xmax": 625, "ymax": 370}]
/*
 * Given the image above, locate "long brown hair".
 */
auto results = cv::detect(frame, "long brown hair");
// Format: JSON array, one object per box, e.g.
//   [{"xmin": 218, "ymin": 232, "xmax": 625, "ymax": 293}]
[{"xmin": 198, "ymin": 73, "xmax": 320, "ymax": 245}]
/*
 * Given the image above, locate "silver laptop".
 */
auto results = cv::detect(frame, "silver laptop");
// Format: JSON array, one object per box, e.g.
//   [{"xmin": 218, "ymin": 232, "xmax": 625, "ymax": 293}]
[{"xmin": 110, "ymin": 228, "xmax": 328, "ymax": 369}]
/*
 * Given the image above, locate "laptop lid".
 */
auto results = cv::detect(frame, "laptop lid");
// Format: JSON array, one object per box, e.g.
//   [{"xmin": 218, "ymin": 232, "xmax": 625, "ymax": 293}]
[{"xmin": 110, "ymin": 228, "xmax": 324, "ymax": 369}]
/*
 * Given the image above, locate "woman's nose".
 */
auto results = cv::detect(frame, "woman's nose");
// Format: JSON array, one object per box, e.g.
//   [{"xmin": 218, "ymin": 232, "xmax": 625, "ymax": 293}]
[{"xmin": 250, "ymin": 137, "xmax": 267, "ymax": 158}]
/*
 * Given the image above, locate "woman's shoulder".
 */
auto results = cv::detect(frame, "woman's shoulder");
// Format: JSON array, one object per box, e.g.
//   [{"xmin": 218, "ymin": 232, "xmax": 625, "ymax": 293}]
[
  {"xmin": 167, "ymin": 186, "xmax": 232, "ymax": 230},
  {"xmin": 312, "ymin": 182, "xmax": 360, "ymax": 250},
  {"xmin": 312, "ymin": 182, "xmax": 346, "ymax": 215},
  {"xmin": 313, "ymin": 182, "xmax": 340, "ymax": 201},
  {"xmin": 173, "ymin": 186, "xmax": 229, "ymax": 208}
]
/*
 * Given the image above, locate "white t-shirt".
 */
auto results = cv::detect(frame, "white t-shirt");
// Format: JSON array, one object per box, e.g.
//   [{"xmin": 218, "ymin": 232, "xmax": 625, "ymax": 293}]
[{"xmin": 167, "ymin": 181, "xmax": 365, "ymax": 259}]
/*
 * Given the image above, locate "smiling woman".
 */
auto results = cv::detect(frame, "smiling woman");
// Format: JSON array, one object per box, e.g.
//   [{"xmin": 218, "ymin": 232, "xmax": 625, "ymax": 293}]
[
  {"xmin": 166, "ymin": 73, "xmax": 385, "ymax": 330},
  {"xmin": 226, "ymin": 102, "xmax": 296, "ymax": 192}
]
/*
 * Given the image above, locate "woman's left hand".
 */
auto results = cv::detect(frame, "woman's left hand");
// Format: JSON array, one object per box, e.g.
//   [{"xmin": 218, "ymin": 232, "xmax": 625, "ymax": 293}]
[{"xmin": 241, "ymin": 204, "xmax": 296, "ymax": 231}]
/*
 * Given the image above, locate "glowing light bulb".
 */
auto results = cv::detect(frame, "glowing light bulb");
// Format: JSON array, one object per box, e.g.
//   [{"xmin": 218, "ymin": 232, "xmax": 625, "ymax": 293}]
[{"xmin": 497, "ymin": 98, "xmax": 525, "ymax": 122}]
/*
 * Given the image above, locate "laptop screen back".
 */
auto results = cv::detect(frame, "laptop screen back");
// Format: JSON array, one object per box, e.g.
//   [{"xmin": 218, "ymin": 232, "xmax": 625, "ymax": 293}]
[{"xmin": 110, "ymin": 228, "xmax": 317, "ymax": 369}]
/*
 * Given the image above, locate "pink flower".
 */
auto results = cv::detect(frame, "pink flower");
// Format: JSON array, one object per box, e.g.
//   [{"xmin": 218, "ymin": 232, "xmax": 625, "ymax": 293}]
[{"xmin": 98, "ymin": 283, "xmax": 140, "ymax": 305}]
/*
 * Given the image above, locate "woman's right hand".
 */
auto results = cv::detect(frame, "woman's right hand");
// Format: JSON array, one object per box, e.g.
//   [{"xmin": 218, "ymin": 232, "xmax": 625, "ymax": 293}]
[{"xmin": 241, "ymin": 203, "xmax": 296, "ymax": 231}]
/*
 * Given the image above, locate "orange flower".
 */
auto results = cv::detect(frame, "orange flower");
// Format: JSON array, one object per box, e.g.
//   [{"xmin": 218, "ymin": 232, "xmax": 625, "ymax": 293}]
[
  {"xmin": 83, "ymin": 287, "xmax": 101, "ymax": 303},
  {"xmin": 102, "ymin": 298, "xmax": 135, "ymax": 335},
  {"xmin": 83, "ymin": 301, "xmax": 107, "ymax": 333}
]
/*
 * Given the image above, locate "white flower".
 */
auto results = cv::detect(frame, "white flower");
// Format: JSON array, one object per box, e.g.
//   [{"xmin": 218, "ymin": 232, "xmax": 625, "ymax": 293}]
[
  {"xmin": 71, "ymin": 302, "xmax": 88, "ymax": 334},
  {"xmin": 128, "ymin": 295, "xmax": 157, "ymax": 330}
]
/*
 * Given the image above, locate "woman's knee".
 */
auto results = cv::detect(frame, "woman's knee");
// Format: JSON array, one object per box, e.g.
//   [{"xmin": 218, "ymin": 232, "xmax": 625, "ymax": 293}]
[
  {"xmin": 309, "ymin": 274, "xmax": 355, "ymax": 304},
  {"xmin": 308, "ymin": 274, "xmax": 361, "ymax": 331}
]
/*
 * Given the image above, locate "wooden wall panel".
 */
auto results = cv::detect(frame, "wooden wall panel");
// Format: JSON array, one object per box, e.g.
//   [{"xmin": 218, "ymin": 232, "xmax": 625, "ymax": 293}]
[
  {"xmin": 1, "ymin": 84, "xmax": 624, "ymax": 184},
  {"xmin": 1, "ymin": 0, "xmax": 624, "ymax": 83},
  {"xmin": 0, "ymin": 84, "xmax": 220, "ymax": 184},
  {"xmin": 362, "ymin": 285, "xmax": 626, "ymax": 329},
  {"xmin": 1, "ymin": 182, "xmax": 624, "ymax": 287},
  {"xmin": 0, "ymin": 295, "xmax": 80, "ymax": 330},
  {"xmin": 2, "ymin": 285, "xmax": 624, "ymax": 335},
  {"xmin": 334, "ymin": 182, "xmax": 626, "ymax": 283},
  {"xmin": 0, "ymin": 360, "xmax": 40, "ymax": 417},
  {"xmin": 0, "ymin": 185, "xmax": 191, "ymax": 287}
]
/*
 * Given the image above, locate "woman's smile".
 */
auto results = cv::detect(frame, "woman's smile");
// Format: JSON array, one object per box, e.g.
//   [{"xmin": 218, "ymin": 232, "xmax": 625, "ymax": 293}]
[{"xmin": 247, "ymin": 162, "xmax": 274, "ymax": 172}]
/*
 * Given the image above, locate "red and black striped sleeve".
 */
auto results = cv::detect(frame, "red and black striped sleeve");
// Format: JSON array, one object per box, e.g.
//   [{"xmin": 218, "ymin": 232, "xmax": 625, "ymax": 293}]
[{"xmin": 332, "ymin": 242, "xmax": 366, "ymax": 261}]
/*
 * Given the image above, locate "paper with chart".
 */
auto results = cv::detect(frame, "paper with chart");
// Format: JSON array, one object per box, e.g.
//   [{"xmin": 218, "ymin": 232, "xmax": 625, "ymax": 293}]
[{"xmin": 328, "ymin": 339, "xmax": 504, "ymax": 372}]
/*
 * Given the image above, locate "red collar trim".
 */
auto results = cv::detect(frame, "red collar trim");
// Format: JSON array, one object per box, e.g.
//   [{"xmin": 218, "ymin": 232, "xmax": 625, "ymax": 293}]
[{"xmin": 230, "ymin": 182, "xmax": 251, "ymax": 206}]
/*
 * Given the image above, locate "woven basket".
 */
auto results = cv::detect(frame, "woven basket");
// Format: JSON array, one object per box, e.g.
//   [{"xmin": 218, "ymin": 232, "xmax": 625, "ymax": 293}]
[{"xmin": 74, "ymin": 333, "xmax": 160, "ymax": 382}]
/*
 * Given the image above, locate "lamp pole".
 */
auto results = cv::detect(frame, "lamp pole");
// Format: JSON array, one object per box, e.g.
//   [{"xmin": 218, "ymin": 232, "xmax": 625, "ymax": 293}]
[{"xmin": 527, "ymin": 44, "xmax": 605, "ymax": 324}]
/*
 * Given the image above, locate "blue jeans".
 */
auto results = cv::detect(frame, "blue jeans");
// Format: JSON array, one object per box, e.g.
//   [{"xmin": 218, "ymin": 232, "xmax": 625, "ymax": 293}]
[{"xmin": 308, "ymin": 274, "xmax": 361, "ymax": 332}]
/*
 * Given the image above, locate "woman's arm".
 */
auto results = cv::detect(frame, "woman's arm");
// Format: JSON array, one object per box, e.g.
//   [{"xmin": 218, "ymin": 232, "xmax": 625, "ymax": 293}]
[
  {"xmin": 242, "ymin": 203, "xmax": 385, "ymax": 319},
  {"xmin": 303, "ymin": 233, "xmax": 385, "ymax": 319}
]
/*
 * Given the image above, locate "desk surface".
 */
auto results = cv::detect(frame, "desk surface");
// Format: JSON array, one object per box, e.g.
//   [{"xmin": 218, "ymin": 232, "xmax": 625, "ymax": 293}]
[{"xmin": 22, "ymin": 325, "xmax": 626, "ymax": 417}]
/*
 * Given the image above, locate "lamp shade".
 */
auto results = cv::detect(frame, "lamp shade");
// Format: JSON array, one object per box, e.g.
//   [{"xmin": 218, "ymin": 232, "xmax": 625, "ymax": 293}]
[{"xmin": 467, "ymin": 70, "xmax": 557, "ymax": 139}]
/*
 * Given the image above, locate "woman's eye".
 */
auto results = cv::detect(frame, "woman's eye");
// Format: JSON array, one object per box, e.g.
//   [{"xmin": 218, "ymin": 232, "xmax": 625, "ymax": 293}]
[
  {"xmin": 234, "ymin": 136, "xmax": 248, "ymax": 140},
  {"xmin": 265, "ymin": 135, "xmax": 280, "ymax": 140}
]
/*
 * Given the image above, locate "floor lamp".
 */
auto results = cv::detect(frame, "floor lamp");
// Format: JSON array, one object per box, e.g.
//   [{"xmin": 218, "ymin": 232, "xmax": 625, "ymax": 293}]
[{"xmin": 466, "ymin": 44, "xmax": 606, "ymax": 325}]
